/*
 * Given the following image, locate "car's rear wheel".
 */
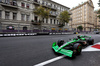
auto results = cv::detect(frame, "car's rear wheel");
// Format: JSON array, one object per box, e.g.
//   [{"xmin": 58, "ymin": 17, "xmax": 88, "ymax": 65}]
[
  {"xmin": 88, "ymin": 39, "xmax": 94, "ymax": 45},
  {"xmin": 57, "ymin": 39, "xmax": 64, "ymax": 47}
]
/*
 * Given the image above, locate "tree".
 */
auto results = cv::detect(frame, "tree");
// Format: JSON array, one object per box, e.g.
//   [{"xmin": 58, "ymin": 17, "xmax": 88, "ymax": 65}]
[
  {"xmin": 58, "ymin": 11, "xmax": 70, "ymax": 27},
  {"xmin": 97, "ymin": 15, "xmax": 100, "ymax": 19},
  {"xmin": 34, "ymin": 6, "xmax": 50, "ymax": 23},
  {"xmin": 77, "ymin": 25, "xmax": 83, "ymax": 31},
  {"xmin": 97, "ymin": 9, "xmax": 100, "ymax": 14},
  {"xmin": 33, "ymin": 6, "xmax": 50, "ymax": 29},
  {"xmin": 97, "ymin": 9, "xmax": 100, "ymax": 18}
]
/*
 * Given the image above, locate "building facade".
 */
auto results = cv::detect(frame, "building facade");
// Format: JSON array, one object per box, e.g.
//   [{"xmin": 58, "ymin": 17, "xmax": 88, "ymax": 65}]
[
  {"xmin": 94, "ymin": 9, "xmax": 100, "ymax": 29},
  {"xmin": 0, "ymin": 0, "xmax": 70, "ymax": 33},
  {"xmin": 97, "ymin": 14, "xmax": 100, "ymax": 29},
  {"xmin": 69, "ymin": 0, "xmax": 94, "ymax": 31},
  {"xmin": 93, "ymin": 10, "xmax": 97, "ymax": 29}
]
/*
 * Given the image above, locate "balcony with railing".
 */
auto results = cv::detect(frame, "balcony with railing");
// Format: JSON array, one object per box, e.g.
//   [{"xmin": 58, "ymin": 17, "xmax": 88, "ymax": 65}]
[
  {"xmin": 33, "ymin": 0, "xmax": 57, "ymax": 11},
  {"xmin": 49, "ymin": 11, "xmax": 57, "ymax": 17},
  {"xmin": 42, "ymin": 4, "xmax": 57, "ymax": 11},
  {"xmin": 31, "ymin": 20, "xmax": 41, "ymax": 25},
  {"xmin": 58, "ymin": 23, "xmax": 65, "ymax": 27},
  {"xmin": 0, "ymin": 0, "xmax": 18, "ymax": 9},
  {"xmin": 33, "ymin": 0, "xmax": 40, "ymax": 5},
  {"xmin": 50, "ymin": 13, "xmax": 57, "ymax": 17},
  {"xmin": 68, "ymin": 12, "xmax": 72, "ymax": 15},
  {"xmin": 87, "ymin": 22, "xmax": 94, "ymax": 25}
]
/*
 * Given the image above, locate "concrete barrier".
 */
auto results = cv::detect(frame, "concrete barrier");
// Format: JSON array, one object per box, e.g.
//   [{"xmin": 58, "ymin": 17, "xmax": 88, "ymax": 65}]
[
  {"xmin": 0, "ymin": 34, "xmax": 3, "ymax": 37},
  {"xmin": 37, "ymin": 32, "xmax": 49, "ymax": 35},
  {"xmin": 49, "ymin": 32, "xmax": 72, "ymax": 35},
  {"xmin": 0, "ymin": 32, "xmax": 72, "ymax": 37}
]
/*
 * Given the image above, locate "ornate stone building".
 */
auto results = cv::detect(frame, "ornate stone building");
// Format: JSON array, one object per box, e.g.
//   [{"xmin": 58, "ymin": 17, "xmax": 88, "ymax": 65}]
[
  {"xmin": 0, "ymin": 0, "xmax": 70, "ymax": 32},
  {"xmin": 69, "ymin": 0, "xmax": 94, "ymax": 31},
  {"xmin": 94, "ymin": 9, "xmax": 100, "ymax": 29}
]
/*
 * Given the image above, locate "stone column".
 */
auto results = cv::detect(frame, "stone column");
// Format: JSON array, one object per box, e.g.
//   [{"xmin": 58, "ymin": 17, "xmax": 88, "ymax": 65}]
[
  {"xmin": 10, "ymin": 12, "xmax": 12, "ymax": 20},
  {"xmin": 2, "ymin": 11, "xmax": 5, "ymax": 19}
]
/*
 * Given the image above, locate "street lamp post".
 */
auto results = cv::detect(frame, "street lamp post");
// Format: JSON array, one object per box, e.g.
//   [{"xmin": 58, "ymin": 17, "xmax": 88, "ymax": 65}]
[
  {"xmin": 31, "ymin": 24, "xmax": 33, "ymax": 33},
  {"xmin": 84, "ymin": 9, "xmax": 85, "ymax": 32},
  {"xmin": 70, "ymin": 18, "xmax": 72, "ymax": 30},
  {"xmin": 18, "ymin": 23, "xmax": 20, "ymax": 33},
  {"xmin": 0, "ymin": 22, "xmax": 2, "ymax": 33},
  {"xmin": 69, "ymin": 18, "xmax": 72, "ymax": 31}
]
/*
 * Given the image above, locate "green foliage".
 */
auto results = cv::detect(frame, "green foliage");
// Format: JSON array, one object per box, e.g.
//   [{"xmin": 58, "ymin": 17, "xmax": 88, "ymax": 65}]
[
  {"xmin": 43, "ymin": 9, "xmax": 50, "ymax": 19},
  {"xmin": 34, "ymin": 6, "xmax": 50, "ymax": 20},
  {"xmin": 58, "ymin": 11, "xmax": 70, "ymax": 24},
  {"xmin": 97, "ymin": 10, "xmax": 100, "ymax": 19},
  {"xmin": 77, "ymin": 25, "xmax": 83, "ymax": 31},
  {"xmin": 58, "ymin": 24, "xmax": 65, "ymax": 27},
  {"xmin": 97, "ymin": 10, "xmax": 100, "ymax": 14},
  {"xmin": 97, "ymin": 15, "xmax": 100, "ymax": 19}
]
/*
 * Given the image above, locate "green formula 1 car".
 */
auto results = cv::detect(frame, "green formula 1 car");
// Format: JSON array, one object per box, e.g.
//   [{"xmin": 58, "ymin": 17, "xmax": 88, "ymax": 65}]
[{"xmin": 52, "ymin": 35, "xmax": 94, "ymax": 57}]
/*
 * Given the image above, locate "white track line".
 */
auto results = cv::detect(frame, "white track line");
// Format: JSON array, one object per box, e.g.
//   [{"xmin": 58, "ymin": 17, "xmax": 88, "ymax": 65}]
[
  {"xmin": 34, "ymin": 55, "xmax": 66, "ymax": 66},
  {"xmin": 34, "ymin": 42, "xmax": 100, "ymax": 66}
]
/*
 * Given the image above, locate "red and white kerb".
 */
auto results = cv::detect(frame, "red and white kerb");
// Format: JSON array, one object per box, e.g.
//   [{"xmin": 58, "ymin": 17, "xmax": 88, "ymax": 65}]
[{"xmin": 82, "ymin": 42, "xmax": 100, "ymax": 52}]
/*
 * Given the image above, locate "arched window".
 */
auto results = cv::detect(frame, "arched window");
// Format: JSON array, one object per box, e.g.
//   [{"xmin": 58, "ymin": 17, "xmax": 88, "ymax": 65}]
[{"xmin": 23, "ymin": 26, "xmax": 27, "ymax": 30}]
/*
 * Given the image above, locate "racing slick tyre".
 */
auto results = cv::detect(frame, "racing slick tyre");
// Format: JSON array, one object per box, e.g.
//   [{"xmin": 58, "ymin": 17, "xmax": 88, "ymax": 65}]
[
  {"xmin": 73, "ymin": 43, "xmax": 82, "ymax": 55},
  {"xmin": 72, "ymin": 51, "xmax": 76, "ymax": 58},
  {"xmin": 88, "ymin": 39, "xmax": 94, "ymax": 45},
  {"xmin": 57, "ymin": 39, "xmax": 64, "ymax": 47}
]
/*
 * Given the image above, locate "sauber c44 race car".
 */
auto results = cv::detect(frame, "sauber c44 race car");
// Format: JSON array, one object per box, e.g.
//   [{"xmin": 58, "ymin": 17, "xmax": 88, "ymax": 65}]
[{"xmin": 52, "ymin": 35, "xmax": 94, "ymax": 57}]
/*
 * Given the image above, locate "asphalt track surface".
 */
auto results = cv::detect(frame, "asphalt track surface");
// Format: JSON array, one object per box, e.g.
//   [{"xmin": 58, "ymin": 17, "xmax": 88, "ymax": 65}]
[{"xmin": 0, "ymin": 34, "xmax": 100, "ymax": 66}]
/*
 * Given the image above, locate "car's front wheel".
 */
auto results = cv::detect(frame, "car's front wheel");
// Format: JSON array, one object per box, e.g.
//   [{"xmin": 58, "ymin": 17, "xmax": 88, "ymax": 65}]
[
  {"xmin": 57, "ymin": 39, "xmax": 64, "ymax": 47},
  {"xmin": 73, "ymin": 43, "xmax": 82, "ymax": 55}
]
